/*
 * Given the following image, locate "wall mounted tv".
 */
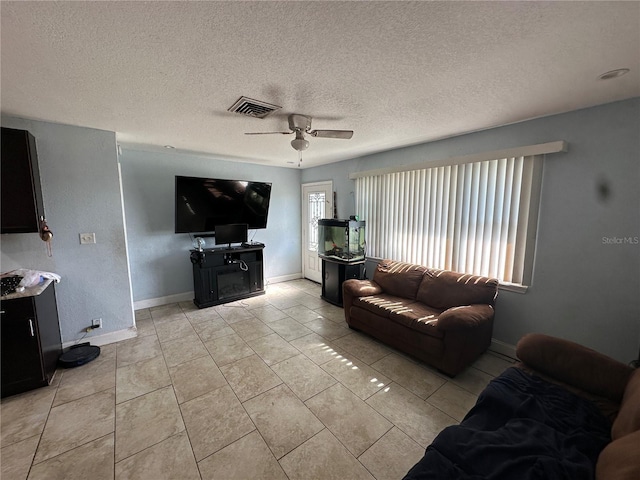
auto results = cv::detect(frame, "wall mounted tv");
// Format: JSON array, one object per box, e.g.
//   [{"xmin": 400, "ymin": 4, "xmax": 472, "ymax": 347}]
[{"xmin": 175, "ymin": 176, "xmax": 272, "ymax": 234}]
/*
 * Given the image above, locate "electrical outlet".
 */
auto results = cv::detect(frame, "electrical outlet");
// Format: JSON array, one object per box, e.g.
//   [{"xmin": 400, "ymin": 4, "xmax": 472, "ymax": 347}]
[
  {"xmin": 92, "ymin": 318, "xmax": 102, "ymax": 329},
  {"xmin": 80, "ymin": 233, "xmax": 96, "ymax": 244}
]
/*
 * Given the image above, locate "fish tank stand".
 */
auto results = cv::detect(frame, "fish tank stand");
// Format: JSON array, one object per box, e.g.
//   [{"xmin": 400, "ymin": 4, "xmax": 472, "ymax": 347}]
[{"xmin": 321, "ymin": 258, "xmax": 365, "ymax": 307}]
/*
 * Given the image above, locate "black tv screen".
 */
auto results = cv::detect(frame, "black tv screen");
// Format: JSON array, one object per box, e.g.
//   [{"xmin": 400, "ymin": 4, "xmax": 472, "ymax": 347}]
[
  {"xmin": 175, "ymin": 176, "xmax": 271, "ymax": 234},
  {"xmin": 214, "ymin": 223, "xmax": 248, "ymax": 245}
]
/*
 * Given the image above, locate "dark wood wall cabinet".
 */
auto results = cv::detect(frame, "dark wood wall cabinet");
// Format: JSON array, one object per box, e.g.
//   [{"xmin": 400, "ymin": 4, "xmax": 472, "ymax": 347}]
[
  {"xmin": 1, "ymin": 127, "xmax": 45, "ymax": 234},
  {"xmin": 1, "ymin": 281, "xmax": 62, "ymax": 398},
  {"xmin": 190, "ymin": 245, "xmax": 265, "ymax": 308}
]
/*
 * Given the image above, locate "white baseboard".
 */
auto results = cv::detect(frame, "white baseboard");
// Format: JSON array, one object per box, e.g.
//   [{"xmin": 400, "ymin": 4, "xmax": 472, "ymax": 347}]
[
  {"xmin": 132, "ymin": 274, "xmax": 306, "ymax": 311},
  {"xmin": 63, "ymin": 326, "xmax": 137, "ymax": 349},
  {"xmin": 266, "ymin": 273, "xmax": 302, "ymax": 285},
  {"xmin": 489, "ymin": 338, "xmax": 517, "ymax": 360},
  {"xmin": 134, "ymin": 292, "xmax": 193, "ymax": 310}
]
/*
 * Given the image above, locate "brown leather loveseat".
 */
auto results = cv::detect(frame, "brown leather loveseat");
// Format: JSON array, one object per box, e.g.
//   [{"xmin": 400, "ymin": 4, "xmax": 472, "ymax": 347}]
[{"xmin": 342, "ymin": 259, "xmax": 498, "ymax": 376}]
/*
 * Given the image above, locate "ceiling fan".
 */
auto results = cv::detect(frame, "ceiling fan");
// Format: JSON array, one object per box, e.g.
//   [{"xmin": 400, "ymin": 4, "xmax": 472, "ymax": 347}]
[{"xmin": 245, "ymin": 114, "xmax": 353, "ymax": 166}]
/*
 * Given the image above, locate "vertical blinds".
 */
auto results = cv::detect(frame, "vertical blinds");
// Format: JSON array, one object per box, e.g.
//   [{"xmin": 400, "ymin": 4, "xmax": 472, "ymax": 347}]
[{"xmin": 355, "ymin": 155, "xmax": 542, "ymax": 285}]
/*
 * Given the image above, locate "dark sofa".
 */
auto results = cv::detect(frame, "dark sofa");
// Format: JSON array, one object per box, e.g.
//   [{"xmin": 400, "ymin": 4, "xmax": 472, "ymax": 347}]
[
  {"xmin": 342, "ymin": 259, "xmax": 498, "ymax": 376},
  {"xmin": 404, "ymin": 333, "xmax": 640, "ymax": 480}
]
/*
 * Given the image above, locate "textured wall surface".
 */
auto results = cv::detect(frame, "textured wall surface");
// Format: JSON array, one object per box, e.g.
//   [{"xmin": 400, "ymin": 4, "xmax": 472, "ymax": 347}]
[
  {"xmin": 303, "ymin": 98, "xmax": 640, "ymax": 363},
  {"xmin": 0, "ymin": 117, "xmax": 134, "ymax": 344}
]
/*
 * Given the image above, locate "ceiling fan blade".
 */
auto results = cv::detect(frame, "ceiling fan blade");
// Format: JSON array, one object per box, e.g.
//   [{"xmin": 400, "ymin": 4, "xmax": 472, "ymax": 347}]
[
  {"xmin": 309, "ymin": 129, "xmax": 354, "ymax": 139},
  {"xmin": 244, "ymin": 131, "xmax": 293, "ymax": 135}
]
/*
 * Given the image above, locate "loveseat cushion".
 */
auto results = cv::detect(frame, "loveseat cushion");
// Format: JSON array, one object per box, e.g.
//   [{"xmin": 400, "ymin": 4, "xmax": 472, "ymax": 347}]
[
  {"xmin": 416, "ymin": 269, "xmax": 498, "ymax": 310},
  {"xmin": 352, "ymin": 294, "xmax": 445, "ymax": 339},
  {"xmin": 353, "ymin": 293, "xmax": 416, "ymax": 318},
  {"xmin": 372, "ymin": 260, "xmax": 428, "ymax": 299},
  {"xmin": 596, "ymin": 430, "xmax": 640, "ymax": 480},
  {"xmin": 611, "ymin": 368, "xmax": 640, "ymax": 440},
  {"xmin": 388, "ymin": 302, "xmax": 445, "ymax": 339},
  {"xmin": 352, "ymin": 294, "xmax": 444, "ymax": 339}
]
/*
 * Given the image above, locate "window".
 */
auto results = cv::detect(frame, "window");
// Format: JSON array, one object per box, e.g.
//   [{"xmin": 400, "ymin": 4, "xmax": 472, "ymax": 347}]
[{"xmin": 353, "ymin": 142, "xmax": 566, "ymax": 288}]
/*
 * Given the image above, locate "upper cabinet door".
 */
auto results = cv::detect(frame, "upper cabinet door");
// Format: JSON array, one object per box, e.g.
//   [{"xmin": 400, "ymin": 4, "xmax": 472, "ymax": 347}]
[{"xmin": 1, "ymin": 127, "xmax": 45, "ymax": 233}]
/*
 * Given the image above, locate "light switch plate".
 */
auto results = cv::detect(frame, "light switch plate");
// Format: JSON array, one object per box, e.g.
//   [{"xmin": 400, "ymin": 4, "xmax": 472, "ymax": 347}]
[{"xmin": 80, "ymin": 233, "xmax": 96, "ymax": 244}]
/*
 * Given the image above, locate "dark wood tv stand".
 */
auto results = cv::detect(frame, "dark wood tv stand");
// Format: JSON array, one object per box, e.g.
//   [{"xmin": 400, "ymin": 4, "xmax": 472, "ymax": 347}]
[{"xmin": 190, "ymin": 244, "xmax": 265, "ymax": 308}]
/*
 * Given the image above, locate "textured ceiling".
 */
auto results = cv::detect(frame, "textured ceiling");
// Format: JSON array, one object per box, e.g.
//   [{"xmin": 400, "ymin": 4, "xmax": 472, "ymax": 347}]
[{"xmin": 1, "ymin": 1, "xmax": 639, "ymax": 168}]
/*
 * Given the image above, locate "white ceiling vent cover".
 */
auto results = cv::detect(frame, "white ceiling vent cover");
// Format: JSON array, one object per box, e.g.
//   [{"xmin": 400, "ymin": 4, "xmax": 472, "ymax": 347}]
[{"xmin": 228, "ymin": 97, "xmax": 281, "ymax": 118}]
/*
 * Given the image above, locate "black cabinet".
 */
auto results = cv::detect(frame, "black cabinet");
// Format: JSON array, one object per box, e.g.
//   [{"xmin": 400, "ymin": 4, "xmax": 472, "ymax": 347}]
[
  {"xmin": 321, "ymin": 259, "xmax": 365, "ymax": 306},
  {"xmin": 190, "ymin": 245, "xmax": 265, "ymax": 308},
  {"xmin": 1, "ymin": 282, "xmax": 62, "ymax": 398},
  {"xmin": 1, "ymin": 127, "xmax": 45, "ymax": 234}
]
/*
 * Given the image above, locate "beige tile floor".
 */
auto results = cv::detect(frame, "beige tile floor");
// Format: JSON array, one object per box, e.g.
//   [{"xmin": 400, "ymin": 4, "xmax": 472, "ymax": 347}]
[{"xmin": 1, "ymin": 279, "xmax": 515, "ymax": 480}]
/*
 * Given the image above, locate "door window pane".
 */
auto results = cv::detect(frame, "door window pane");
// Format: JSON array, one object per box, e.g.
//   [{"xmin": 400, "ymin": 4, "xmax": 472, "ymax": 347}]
[{"xmin": 308, "ymin": 192, "xmax": 325, "ymax": 251}]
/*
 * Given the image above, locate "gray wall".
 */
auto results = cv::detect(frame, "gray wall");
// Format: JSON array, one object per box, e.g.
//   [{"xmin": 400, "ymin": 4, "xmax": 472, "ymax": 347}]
[
  {"xmin": 119, "ymin": 149, "xmax": 302, "ymax": 302},
  {"xmin": 302, "ymin": 98, "xmax": 640, "ymax": 363},
  {"xmin": 0, "ymin": 117, "xmax": 134, "ymax": 344}
]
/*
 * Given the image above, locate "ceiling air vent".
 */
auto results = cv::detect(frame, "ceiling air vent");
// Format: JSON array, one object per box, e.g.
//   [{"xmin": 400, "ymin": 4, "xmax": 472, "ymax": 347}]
[{"xmin": 227, "ymin": 97, "xmax": 281, "ymax": 118}]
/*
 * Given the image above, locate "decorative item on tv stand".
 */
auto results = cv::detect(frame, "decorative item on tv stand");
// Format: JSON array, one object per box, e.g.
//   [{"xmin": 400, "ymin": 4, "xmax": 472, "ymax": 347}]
[{"xmin": 317, "ymin": 217, "xmax": 366, "ymax": 307}]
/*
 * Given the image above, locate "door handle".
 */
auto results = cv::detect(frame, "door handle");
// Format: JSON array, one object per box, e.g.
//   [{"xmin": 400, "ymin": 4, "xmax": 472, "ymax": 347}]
[{"xmin": 28, "ymin": 319, "xmax": 35, "ymax": 337}]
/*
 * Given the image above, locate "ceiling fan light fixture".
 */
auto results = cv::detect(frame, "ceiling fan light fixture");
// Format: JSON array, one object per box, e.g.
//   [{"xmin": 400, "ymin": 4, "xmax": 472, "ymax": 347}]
[{"xmin": 291, "ymin": 135, "xmax": 309, "ymax": 151}]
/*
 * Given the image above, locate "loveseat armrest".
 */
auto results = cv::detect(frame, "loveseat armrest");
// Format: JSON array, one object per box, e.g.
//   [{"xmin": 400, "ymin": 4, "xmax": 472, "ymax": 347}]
[
  {"xmin": 437, "ymin": 304, "xmax": 495, "ymax": 331},
  {"xmin": 516, "ymin": 333, "xmax": 633, "ymax": 402},
  {"xmin": 342, "ymin": 279, "xmax": 383, "ymax": 324},
  {"xmin": 343, "ymin": 279, "xmax": 383, "ymax": 298}
]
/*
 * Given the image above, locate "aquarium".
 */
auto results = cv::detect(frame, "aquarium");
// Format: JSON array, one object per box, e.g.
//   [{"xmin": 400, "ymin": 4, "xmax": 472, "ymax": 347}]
[{"xmin": 318, "ymin": 219, "xmax": 366, "ymax": 262}]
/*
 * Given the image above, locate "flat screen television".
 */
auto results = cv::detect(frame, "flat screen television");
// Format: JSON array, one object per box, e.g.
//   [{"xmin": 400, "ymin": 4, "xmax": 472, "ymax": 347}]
[
  {"xmin": 175, "ymin": 176, "xmax": 272, "ymax": 234},
  {"xmin": 214, "ymin": 223, "xmax": 248, "ymax": 246}
]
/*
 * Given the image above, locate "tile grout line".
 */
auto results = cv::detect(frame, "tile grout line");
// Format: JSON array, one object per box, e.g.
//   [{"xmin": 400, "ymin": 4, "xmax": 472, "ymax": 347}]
[{"xmin": 4, "ymin": 279, "xmax": 507, "ymax": 479}]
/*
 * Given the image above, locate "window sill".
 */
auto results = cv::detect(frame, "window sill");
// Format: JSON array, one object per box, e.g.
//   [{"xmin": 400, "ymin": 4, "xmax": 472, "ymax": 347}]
[{"xmin": 498, "ymin": 282, "xmax": 528, "ymax": 294}]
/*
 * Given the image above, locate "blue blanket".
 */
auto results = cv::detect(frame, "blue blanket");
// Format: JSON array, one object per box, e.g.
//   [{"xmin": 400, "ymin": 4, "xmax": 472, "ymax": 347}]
[{"xmin": 404, "ymin": 367, "xmax": 611, "ymax": 480}]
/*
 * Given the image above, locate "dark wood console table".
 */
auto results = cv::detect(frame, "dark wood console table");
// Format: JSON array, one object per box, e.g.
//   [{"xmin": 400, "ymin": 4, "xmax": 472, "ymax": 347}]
[{"xmin": 190, "ymin": 244, "xmax": 265, "ymax": 308}]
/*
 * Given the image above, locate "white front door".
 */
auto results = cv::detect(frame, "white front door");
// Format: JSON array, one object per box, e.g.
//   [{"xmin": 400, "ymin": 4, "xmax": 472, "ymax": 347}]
[{"xmin": 302, "ymin": 181, "xmax": 333, "ymax": 283}]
